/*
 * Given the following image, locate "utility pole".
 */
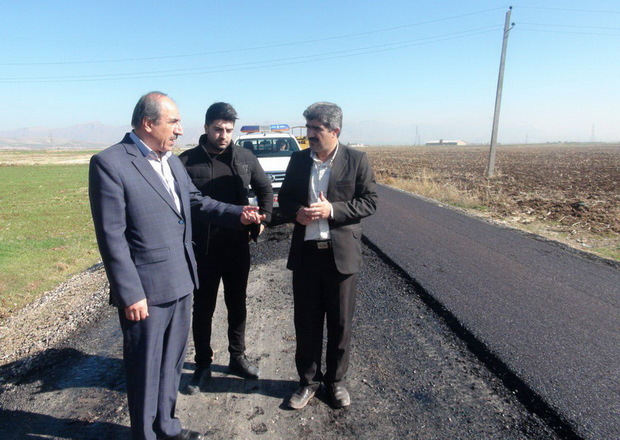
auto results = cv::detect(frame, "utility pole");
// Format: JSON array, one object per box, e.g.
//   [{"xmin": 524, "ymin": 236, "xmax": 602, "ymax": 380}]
[{"xmin": 486, "ymin": 6, "xmax": 514, "ymax": 177}]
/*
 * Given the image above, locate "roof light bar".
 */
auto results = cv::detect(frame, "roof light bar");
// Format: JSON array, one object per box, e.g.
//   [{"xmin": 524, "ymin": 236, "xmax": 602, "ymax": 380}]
[{"xmin": 240, "ymin": 124, "xmax": 290, "ymax": 134}]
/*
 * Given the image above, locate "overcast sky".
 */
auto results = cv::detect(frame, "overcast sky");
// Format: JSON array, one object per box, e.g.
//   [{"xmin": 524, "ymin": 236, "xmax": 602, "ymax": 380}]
[{"xmin": 2, "ymin": 0, "xmax": 619, "ymax": 145}]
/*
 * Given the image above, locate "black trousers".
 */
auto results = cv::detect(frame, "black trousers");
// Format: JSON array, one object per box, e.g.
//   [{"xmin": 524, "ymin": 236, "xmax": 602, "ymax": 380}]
[
  {"xmin": 292, "ymin": 244, "xmax": 358, "ymax": 387},
  {"xmin": 192, "ymin": 239, "xmax": 251, "ymax": 368},
  {"xmin": 118, "ymin": 294, "xmax": 191, "ymax": 440}
]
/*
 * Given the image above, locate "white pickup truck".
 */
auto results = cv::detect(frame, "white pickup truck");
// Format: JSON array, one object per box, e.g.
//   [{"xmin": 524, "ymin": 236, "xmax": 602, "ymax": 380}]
[{"xmin": 234, "ymin": 124, "xmax": 303, "ymax": 209}]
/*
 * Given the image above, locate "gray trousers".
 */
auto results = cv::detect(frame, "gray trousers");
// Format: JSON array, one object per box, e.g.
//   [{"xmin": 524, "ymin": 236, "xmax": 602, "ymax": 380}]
[{"xmin": 119, "ymin": 294, "xmax": 192, "ymax": 440}]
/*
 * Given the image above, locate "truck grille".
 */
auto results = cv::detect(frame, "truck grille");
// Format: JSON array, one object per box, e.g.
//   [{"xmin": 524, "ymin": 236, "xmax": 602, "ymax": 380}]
[{"xmin": 267, "ymin": 172, "xmax": 286, "ymax": 183}]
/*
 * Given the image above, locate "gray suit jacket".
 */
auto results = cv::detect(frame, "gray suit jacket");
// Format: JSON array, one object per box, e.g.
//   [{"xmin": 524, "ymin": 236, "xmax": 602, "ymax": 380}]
[
  {"xmin": 279, "ymin": 143, "xmax": 378, "ymax": 274},
  {"xmin": 89, "ymin": 133, "xmax": 244, "ymax": 308}
]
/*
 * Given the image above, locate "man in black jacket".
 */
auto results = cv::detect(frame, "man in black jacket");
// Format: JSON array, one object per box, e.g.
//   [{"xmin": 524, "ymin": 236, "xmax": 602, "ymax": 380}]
[{"xmin": 179, "ymin": 102, "xmax": 273, "ymax": 394}]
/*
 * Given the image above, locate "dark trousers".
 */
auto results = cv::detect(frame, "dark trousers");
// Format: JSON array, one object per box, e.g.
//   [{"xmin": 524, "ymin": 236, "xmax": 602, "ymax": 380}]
[
  {"xmin": 118, "ymin": 294, "xmax": 191, "ymax": 440},
  {"xmin": 192, "ymin": 240, "xmax": 251, "ymax": 367},
  {"xmin": 292, "ymin": 245, "xmax": 358, "ymax": 387}
]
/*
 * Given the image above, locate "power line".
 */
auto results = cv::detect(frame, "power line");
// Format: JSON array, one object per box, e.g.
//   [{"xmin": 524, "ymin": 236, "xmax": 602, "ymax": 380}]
[
  {"xmin": 518, "ymin": 22, "xmax": 620, "ymax": 31},
  {"xmin": 515, "ymin": 5, "xmax": 620, "ymax": 14},
  {"xmin": 516, "ymin": 27, "xmax": 620, "ymax": 37},
  {"xmin": 0, "ymin": 7, "xmax": 506, "ymax": 66},
  {"xmin": 0, "ymin": 26, "xmax": 501, "ymax": 83}
]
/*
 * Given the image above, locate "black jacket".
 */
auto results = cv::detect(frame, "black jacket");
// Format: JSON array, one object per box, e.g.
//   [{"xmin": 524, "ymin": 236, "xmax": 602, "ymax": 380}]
[{"xmin": 179, "ymin": 135, "xmax": 273, "ymax": 248}]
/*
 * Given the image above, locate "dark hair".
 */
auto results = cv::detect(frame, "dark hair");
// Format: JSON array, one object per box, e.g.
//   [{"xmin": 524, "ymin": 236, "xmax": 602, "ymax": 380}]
[
  {"xmin": 303, "ymin": 101, "xmax": 342, "ymax": 135},
  {"xmin": 131, "ymin": 91, "xmax": 168, "ymax": 128},
  {"xmin": 205, "ymin": 102, "xmax": 238, "ymax": 125}
]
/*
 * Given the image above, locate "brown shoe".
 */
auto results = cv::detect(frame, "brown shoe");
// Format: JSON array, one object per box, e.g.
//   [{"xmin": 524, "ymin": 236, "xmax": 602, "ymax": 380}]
[
  {"xmin": 288, "ymin": 385, "xmax": 318, "ymax": 410},
  {"xmin": 326, "ymin": 383, "xmax": 350, "ymax": 408}
]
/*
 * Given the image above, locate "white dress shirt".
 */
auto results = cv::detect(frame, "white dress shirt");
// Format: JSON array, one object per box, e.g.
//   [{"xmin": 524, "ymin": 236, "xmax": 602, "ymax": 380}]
[
  {"xmin": 130, "ymin": 131, "xmax": 182, "ymax": 213},
  {"xmin": 304, "ymin": 145, "xmax": 338, "ymax": 241}
]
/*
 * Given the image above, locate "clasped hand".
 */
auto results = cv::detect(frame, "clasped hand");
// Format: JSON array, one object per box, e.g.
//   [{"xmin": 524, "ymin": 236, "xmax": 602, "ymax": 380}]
[
  {"xmin": 240, "ymin": 205, "xmax": 266, "ymax": 225},
  {"xmin": 296, "ymin": 192, "xmax": 332, "ymax": 226},
  {"xmin": 125, "ymin": 298, "xmax": 149, "ymax": 321}
]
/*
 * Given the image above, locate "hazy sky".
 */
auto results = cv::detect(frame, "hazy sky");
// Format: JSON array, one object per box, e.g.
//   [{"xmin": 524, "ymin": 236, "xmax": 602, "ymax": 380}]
[{"xmin": 2, "ymin": 0, "xmax": 619, "ymax": 145}]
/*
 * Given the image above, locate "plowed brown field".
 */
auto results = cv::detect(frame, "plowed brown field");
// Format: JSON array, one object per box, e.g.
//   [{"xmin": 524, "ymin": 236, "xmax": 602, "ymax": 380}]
[{"xmin": 365, "ymin": 143, "xmax": 620, "ymax": 261}]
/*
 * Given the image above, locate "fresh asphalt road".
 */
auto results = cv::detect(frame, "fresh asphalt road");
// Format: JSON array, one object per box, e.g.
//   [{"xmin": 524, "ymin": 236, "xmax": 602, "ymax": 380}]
[{"xmin": 363, "ymin": 184, "xmax": 620, "ymax": 440}]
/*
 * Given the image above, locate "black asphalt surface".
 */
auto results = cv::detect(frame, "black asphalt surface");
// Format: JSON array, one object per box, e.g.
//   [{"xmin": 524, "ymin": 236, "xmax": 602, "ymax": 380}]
[
  {"xmin": 362, "ymin": 185, "xmax": 620, "ymax": 440},
  {"xmin": 0, "ymin": 225, "xmax": 560, "ymax": 439}
]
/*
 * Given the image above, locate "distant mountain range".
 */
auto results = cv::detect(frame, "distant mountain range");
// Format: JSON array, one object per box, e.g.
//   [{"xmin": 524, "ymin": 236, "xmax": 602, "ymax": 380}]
[{"xmin": 0, "ymin": 122, "xmax": 204, "ymax": 149}]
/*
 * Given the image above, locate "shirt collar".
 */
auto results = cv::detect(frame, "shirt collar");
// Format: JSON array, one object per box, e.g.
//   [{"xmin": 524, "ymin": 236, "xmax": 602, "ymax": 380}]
[
  {"xmin": 130, "ymin": 131, "xmax": 171, "ymax": 161},
  {"xmin": 310, "ymin": 143, "xmax": 339, "ymax": 166}
]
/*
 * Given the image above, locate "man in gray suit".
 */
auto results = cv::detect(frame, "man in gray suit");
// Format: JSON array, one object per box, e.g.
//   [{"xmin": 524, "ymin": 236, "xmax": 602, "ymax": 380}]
[
  {"xmin": 278, "ymin": 102, "xmax": 378, "ymax": 410},
  {"xmin": 89, "ymin": 91, "xmax": 263, "ymax": 440}
]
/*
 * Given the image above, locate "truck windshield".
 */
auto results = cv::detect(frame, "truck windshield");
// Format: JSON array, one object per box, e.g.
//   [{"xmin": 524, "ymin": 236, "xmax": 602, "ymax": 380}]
[{"xmin": 236, "ymin": 138, "xmax": 300, "ymax": 157}]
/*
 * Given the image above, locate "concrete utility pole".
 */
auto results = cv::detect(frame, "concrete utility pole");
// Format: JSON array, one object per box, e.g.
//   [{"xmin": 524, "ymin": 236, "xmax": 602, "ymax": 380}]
[{"xmin": 486, "ymin": 7, "xmax": 514, "ymax": 177}]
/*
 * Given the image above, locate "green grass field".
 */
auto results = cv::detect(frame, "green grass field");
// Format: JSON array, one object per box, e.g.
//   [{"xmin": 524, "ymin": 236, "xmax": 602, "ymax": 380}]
[{"xmin": 0, "ymin": 163, "xmax": 100, "ymax": 318}]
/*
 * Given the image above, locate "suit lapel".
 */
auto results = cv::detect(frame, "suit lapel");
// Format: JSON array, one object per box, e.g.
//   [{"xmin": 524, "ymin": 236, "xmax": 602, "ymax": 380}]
[
  {"xmin": 327, "ymin": 144, "xmax": 347, "ymax": 198},
  {"xmin": 299, "ymin": 151, "xmax": 313, "ymax": 201},
  {"xmin": 125, "ymin": 142, "xmax": 182, "ymax": 217},
  {"xmin": 168, "ymin": 157, "xmax": 189, "ymax": 219}
]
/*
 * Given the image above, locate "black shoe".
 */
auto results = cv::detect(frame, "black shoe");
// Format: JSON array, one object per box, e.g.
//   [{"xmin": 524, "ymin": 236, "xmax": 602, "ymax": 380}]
[
  {"xmin": 288, "ymin": 385, "xmax": 319, "ymax": 410},
  {"xmin": 229, "ymin": 355, "xmax": 260, "ymax": 379},
  {"xmin": 326, "ymin": 383, "xmax": 351, "ymax": 408},
  {"xmin": 186, "ymin": 366, "xmax": 212, "ymax": 395},
  {"xmin": 163, "ymin": 429, "xmax": 204, "ymax": 440}
]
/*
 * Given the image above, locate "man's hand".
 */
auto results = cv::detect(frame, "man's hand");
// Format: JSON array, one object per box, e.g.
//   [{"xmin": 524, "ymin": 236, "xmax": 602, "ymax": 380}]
[
  {"xmin": 295, "ymin": 207, "xmax": 315, "ymax": 225},
  {"xmin": 125, "ymin": 299, "xmax": 149, "ymax": 321},
  {"xmin": 296, "ymin": 192, "xmax": 332, "ymax": 225},
  {"xmin": 241, "ymin": 205, "xmax": 266, "ymax": 225},
  {"xmin": 309, "ymin": 192, "xmax": 332, "ymax": 219}
]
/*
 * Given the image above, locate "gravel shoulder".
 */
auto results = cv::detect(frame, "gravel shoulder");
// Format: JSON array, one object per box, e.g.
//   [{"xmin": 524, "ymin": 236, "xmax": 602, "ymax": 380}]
[
  {"xmin": 0, "ymin": 264, "xmax": 110, "ymax": 379},
  {"xmin": 0, "ymin": 224, "xmax": 558, "ymax": 439}
]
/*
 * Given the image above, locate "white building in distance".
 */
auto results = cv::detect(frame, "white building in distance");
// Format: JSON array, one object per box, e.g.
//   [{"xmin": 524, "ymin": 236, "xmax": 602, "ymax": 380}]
[{"xmin": 426, "ymin": 139, "xmax": 467, "ymax": 146}]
